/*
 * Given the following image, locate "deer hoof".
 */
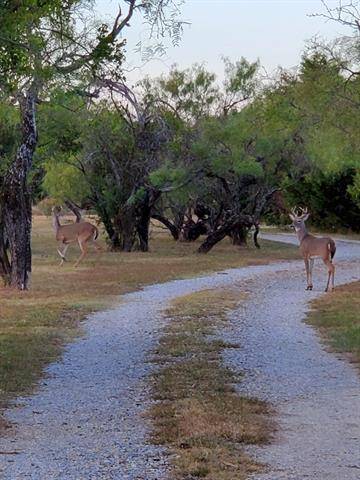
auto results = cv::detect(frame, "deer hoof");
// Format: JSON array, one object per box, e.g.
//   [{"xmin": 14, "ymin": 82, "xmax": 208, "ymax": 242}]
[{"xmin": 306, "ymin": 285, "xmax": 313, "ymax": 291}]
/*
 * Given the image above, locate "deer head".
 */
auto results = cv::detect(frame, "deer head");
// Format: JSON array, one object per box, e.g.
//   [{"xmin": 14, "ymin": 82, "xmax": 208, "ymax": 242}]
[
  {"xmin": 52, "ymin": 205, "xmax": 62, "ymax": 216},
  {"xmin": 289, "ymin": 206, "xmax": 310, "ymax": 231}
]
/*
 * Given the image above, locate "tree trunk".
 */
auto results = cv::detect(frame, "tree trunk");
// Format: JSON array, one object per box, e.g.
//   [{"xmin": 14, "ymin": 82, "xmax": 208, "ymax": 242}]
[
  {"xmin": 2, "ymin": 91, "xmax": 37, "ymax": 290},
  {"xmin": 180, "ymin": 220, "xmax": 208, "ymax": 242},
  {"xmin": 197, "ymin": 225, "xmax": 228, "ymax": 253},
  {"xmin": 137, "ymin": 215, "xmax": 150, "ymax": 252},
  {"xmin": 136, "ymin": 188, "xmax": 161, "ymax": 252},
  {"xmin": 253, "ymin": 222, "xmax": 260, "ymax": 249},
  {"xmin": 117, "ymin": 206, "xmax": 136, "ymax": 252},
  {"xmin": 100, "ymin": 209, "xmax": 119, "ymax": 250},
  {"xmin": 151, "ymin": 214, "xmax": 179, "ymax": 240},
  {"xmin": 198, "ymin": 216, "xmax": 253, "ymax": 254},
  {"xmin": 64, "ymin": 199, "xmax": 82, "ymax": 223},
  {"xmin": 94, "ymin": 202, "xmax": 120, "ymax": 250},
  {"xmin": 229, "ymin": 225, "xmax": 248, "ymax": 246},
  {"xmin": 0, "ymin": 210, "xmax": 11, "ymax": 284}
]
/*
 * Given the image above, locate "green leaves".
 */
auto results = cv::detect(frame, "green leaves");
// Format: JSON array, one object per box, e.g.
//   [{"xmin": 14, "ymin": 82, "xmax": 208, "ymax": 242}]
[
  {"xmin": 43, "ymin": 155, "xmax": 89, "ymax": 203},
  {"xmin": 0, "ymin": 100, "xmax": 19, "ymax": 179},
  {"xmin": 149, "ymin": 164, "xmax": 187, "ymax": 190},
  {"xmin": 223, "ymin": 56, "xmax": 260, "ymax": 105},
  {"xmin": 0, "ymin": 1, "xmax": 85, "ymax": 91}
]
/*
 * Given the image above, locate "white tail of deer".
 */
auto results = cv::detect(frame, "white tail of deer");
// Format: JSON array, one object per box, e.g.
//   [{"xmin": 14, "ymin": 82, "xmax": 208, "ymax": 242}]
[
  {"xmin": 52, "ymin": 206, "xmax": 101, "ymax": 267},
  {"xmin": 289, "ymin": 207, "xmax": 336, "ymax": 292}
]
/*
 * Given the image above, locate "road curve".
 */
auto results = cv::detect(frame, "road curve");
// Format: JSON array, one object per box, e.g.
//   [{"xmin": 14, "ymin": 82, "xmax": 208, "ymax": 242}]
[{"xmin": 0, "ymin": 234, "xmax": 359, "ymax": 479}]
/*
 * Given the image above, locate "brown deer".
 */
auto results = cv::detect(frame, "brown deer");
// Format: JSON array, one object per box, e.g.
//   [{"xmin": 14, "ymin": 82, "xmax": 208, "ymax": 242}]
[
  {"xmin": 289, "ymin": 207, "xmax": 336, "ymax": 292},
  {"xmin": 52, "ymin": 206, "xmax": 101, "ymax": 267}
]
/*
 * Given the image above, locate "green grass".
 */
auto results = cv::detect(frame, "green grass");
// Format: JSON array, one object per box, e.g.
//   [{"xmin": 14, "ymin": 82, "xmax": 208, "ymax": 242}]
[
  {"xmin": 307, "ymin": 282, "xmax": 360, "ymax": 362},
  {"xmin": 0, "ymin": 305, "xmax": 84, "ymax": 399},
  {"xmin": 149, "ymin": 289, "xmax": 271, "ymax": 480}
]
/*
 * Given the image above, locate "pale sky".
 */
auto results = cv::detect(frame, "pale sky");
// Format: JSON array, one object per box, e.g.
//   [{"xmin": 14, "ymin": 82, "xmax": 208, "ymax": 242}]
[{"xmin": 95, "ymin": 0, "xmax": 347, "ymax": 85}]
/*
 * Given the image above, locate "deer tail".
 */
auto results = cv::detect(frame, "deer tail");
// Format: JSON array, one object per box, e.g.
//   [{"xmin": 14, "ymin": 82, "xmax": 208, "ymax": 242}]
[
  {"xmin": 328, "ymin": 239, "xmax": 336, "ymax": 260},
  {"xmin": 93, "ymin": 227, "xmax": 99, "ymax": 241}
]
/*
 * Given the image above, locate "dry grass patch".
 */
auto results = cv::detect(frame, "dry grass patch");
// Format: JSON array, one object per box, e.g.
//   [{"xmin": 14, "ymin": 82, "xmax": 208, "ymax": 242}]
[
  {"xmin": 149, "ymin": 289, "xmax": 271, "ymax": 479},
  {"xmin": 307, "ymin": 281, "xmax": 360, "ymax": 364}
]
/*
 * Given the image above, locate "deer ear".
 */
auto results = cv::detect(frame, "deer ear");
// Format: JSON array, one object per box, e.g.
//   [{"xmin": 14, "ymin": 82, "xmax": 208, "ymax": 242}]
[
  {"xmin": 289, "ymin": 213, "xmax": 295, "ymax": 221},
  {"xmin": 303, "ymin": 213, "xmax": 310, "ymax": 221}
]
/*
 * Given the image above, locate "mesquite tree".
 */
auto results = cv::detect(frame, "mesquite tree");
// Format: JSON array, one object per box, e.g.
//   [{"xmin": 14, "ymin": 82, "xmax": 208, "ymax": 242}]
[
  {"xmin": 141, "ymin": 60, "xmax": 270, "ymax": 251},
  {"xmin": 42, "ymin": 87, "xmax": 179, "ymax": 251},
  {"xmin": 0, "ymin": 0, "xmax": 184, "ymax": 288}
]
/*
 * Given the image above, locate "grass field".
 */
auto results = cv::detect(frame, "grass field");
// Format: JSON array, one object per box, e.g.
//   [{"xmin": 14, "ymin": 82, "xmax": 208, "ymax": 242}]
[
  {"xmin": 0, "ymin": 214, "xmax": 298, "ymax": 420},
  {"xmin": 308, "ymin": 282, "xmax": 360, "ymax": 365}
]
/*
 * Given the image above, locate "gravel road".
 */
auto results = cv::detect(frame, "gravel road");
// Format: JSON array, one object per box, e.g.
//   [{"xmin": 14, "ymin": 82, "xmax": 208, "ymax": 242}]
[
  {"xmin": 224, "ymin": 234, "xmax": 360, "ymax": 480},
  {"xmin": 0, "ymin": 234, "xmax": 359, "ymax": 479}
]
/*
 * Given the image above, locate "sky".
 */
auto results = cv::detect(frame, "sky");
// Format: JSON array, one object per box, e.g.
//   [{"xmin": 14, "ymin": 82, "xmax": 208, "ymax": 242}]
[{"xmin": 95, "ymin": 0, "xmax": 347, "ymax": 85}]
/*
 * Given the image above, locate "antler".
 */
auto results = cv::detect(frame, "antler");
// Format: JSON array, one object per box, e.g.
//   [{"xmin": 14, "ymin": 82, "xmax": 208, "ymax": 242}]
[
  {"xmin": 298, "ymin": 206, "xmax": 309, "ymax": 218},
  {"xmin": 290, "ymin": 206, "xmax": 300, "ymax": 218}
]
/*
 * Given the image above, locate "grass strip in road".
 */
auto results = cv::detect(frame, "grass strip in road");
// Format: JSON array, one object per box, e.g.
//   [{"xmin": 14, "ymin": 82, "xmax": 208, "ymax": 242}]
[
  {"xmin": 308, "ymin": 281, "xmax": 360, "ymax": 364},
  {"xmin": 149, "ymin": 289, "xmax": 271, "ymax": 480}
]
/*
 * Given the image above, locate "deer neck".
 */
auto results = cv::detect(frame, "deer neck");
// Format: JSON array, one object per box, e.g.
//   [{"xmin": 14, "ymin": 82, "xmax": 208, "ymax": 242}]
[
  {"xmin": 295, "ymin": 224, "xmax": 308, "ymax": 244},
  {"xmin": 52, "ymin": 213, "xmax": 61, "ymax": 233}
]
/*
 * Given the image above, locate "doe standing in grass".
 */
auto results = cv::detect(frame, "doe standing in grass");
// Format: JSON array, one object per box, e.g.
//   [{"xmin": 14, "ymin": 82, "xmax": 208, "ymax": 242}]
[
  {"xmin": 289, "ymin": 207, "xmax": 336, "ymax": 292},
  {"xmin": 52, "ymin": 206, "xmax": 101, "ymax": 267}
]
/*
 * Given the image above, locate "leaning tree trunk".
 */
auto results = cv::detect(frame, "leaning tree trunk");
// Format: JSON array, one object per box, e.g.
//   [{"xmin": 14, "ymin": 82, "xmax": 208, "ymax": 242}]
[
  {"xmin": 2, "ymin": 91, "xmax": 37, "ymax": 290},
  {"xmin": 197, "ymin": 225, "xmax": 229, "ymax": 254},
  {"xmin": 151, "ymin": 213, "xmax": 179, "ymax": 240},
  {"xmin": 198, "ymin": 216, "xmax": 253, "ymax": 254}
]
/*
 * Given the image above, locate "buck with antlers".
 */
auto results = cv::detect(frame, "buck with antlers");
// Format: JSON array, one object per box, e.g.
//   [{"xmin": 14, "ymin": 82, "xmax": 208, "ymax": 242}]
[
  {"xmin": 52, "ymin": 206, "xmax": 101, "ymax": 267},
  {"xmin": 289, "ymin": 207, "xmax": 336, "ymax": 292}
]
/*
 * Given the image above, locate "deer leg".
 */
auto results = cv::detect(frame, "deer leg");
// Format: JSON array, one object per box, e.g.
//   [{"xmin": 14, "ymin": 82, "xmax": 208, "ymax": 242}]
[
  {"xmin": 309, "ymin": 258, "xmax": 314, "ymax": 289},
  {"xmin": 91, "ymin": 240, "xmax": 103, "ymax": 252},
  {"xmin": 324, "ymin": 258, "xmax": 335, "ymax": 292},
  {"xmin": 74, "ymin": 240, "xmax": 87, "ymax": 267},
  {"xmin": 304, "ymin": 259, "xmax": 312, "ymax": 290},
  {"xmin": 57, "ymin": 244, "xmax": 69, "ymax": 266}
]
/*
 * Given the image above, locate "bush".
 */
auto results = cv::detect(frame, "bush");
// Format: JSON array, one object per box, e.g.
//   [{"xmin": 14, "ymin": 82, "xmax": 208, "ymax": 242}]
[{"xmin": 282, "ymin": 168, "xmax": 360, "ymax": 232}]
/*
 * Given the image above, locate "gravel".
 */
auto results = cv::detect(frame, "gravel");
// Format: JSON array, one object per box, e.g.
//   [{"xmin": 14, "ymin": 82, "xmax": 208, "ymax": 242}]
[{"xmin": 0, "ymin": 234, "xmax": 359, "ymax": 479}]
